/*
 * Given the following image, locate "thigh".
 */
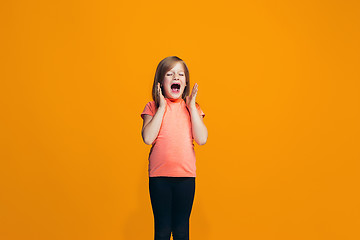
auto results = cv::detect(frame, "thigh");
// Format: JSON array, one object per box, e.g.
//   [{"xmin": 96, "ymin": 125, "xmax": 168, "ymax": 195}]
[
  {"xmin": 149, "ymin": 177, "xmax": 173, "ymax": 226},
  {"xmin": 171, "ymin": 177, "xmax": 195, "ymax": 224}
]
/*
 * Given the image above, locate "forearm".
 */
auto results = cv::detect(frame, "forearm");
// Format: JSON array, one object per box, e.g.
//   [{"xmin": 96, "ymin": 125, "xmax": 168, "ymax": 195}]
[
  {"xmin": 142, "ymin": 106, "xmax": 166, "ymax": 145},
  {"xmin": 189, "ymin": 106, "xmax": 208, "ymax": 145}
]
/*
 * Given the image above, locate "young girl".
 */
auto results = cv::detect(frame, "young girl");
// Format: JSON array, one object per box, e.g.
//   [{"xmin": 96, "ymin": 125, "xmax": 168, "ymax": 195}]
[{"xmin": 141, "ymin": 56, "xmax": 208, "ymax": 240}]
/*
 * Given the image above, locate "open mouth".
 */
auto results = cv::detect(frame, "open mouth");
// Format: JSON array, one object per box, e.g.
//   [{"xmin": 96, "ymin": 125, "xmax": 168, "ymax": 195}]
[{"xmin": 171, "ymin": 83, "xmax": 181, "ymax": 93}]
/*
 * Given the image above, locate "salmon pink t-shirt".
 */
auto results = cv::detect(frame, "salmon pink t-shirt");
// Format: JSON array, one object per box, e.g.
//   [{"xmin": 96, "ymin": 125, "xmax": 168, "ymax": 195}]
[{"xmin": 141, "ymin": 97, "xmax": 205, "ymax": 177}]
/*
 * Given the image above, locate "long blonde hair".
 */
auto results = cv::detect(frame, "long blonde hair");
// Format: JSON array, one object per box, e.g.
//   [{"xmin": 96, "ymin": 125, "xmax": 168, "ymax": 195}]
[{"xmin": 152, "ymin": 56, "xmax": 198, "ymax": 109}]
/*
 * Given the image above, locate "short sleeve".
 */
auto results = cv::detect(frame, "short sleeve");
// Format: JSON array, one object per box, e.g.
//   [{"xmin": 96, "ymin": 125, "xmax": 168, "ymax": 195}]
[
  {"xmin": 196, "ymin": 103, "xmax": 205, "ymax": 119},
  {"xmin": 141, "ymin": 101, "xmax": 156, "ymax": 119}
]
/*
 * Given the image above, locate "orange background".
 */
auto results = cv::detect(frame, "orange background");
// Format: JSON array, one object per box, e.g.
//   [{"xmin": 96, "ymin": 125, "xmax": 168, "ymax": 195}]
[{"xmin": 1, "ymin": 0, "xmax": 359, "ymax": 239}]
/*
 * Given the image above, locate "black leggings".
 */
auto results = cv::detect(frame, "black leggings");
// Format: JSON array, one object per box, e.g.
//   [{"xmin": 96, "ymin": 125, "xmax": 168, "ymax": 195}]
[{"xmin": 149, "ymin": 177, "xmax": 195, "ymax": 240}]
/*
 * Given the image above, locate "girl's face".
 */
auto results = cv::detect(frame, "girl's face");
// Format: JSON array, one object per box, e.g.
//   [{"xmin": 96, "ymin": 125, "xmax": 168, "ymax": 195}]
[{"xmin": 162, "ymin": 62, "xmax": 187, "ymax": 99}]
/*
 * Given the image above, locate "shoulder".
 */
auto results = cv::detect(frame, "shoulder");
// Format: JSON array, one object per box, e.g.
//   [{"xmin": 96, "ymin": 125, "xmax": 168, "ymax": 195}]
[
  {"xmin": 144, "ymin": 100, "xmax": 155, "ymax": 108},
  {"xmin": 146, "ymin": 101, "xmax": 157, "ymax": 110},
  {"xmin": 141, "ymin": 100, "xmax": 157, "ymax": 119}
]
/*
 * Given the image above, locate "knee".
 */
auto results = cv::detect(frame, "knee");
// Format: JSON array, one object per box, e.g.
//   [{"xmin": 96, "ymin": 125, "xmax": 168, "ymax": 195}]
[
  {"xmin": 155, "ymin": 227, "xmax": 171, "ymax": 240},
  {"xmin": 172, "ymin": 226, "xmax": 189, "ymax": 240}
]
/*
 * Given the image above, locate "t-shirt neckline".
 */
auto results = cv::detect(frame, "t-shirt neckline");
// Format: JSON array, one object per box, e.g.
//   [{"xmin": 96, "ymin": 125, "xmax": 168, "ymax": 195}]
[{"xmin": 166, "ymin": 97, "xmax": 183, "ymax": 103}]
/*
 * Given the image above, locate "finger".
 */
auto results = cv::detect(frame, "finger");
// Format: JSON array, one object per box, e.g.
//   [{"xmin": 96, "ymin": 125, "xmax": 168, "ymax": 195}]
[{"xmin": 191, "ymin": 85, "xmax": 196, "ymax": 94}]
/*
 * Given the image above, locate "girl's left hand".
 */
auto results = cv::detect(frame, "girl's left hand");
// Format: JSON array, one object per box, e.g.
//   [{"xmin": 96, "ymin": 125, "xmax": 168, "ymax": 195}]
[{"xmin": 186, "ymin": 83, "xmax": 198, "ymax": 110}]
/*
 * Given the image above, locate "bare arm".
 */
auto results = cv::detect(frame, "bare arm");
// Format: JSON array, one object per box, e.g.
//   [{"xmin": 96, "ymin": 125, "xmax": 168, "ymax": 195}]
[
  {"xmin": 189, "ymin": 106, "xmax": 208, "ymax": 145},
  {"xmin": 141, "ymin": 106, "xmax": 166, "ymax": 145},
  {"xmin": 185, "ymin": 83, "xmax": 208, "ymax": 145}
]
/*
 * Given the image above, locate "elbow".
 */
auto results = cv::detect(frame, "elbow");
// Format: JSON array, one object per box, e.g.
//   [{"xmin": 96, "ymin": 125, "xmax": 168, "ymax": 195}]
[
  {"xmin": 142, "ymin": 131, "xmax": 153, "ymax": 145},
  {"xmin": 195, "ymin": 130, "xmax": 208, "ymax": 145},
  {"xmin": 199, "ymin": 130, "xmax": 208, "ymax": 145},
  {"xmin": 198, "ymin": 139, "xmax": 207, "ymax": 145},
  {"xmin": 142, "ymin": 128, "xmax": 157, "ymax": 145},
  {"xmin": 197, "ymin": 136, "xmax": 208, "ymax": 146},
  {"xmin": 143, "ymin": 135, "xmax": 154, "ymax": 145},
  {"xmin": 143, "ymin": 136, "xmax": 153, "ymax": 145}
]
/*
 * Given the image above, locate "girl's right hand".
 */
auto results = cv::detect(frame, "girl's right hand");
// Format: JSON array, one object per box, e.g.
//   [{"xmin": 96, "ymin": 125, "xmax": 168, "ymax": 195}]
[{"xmin": 158, "ymin": 82, "xmax": 166, "ymax": 109}]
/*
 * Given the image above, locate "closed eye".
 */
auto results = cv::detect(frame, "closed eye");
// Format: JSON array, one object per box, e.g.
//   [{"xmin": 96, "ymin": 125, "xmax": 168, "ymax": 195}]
[{"xmin": 166, "ymin": 73, "xmax": 184, "ymax": 76}]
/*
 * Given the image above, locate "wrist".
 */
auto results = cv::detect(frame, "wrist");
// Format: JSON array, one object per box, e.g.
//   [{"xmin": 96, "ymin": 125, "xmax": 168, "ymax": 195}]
[
  {"xmin": 158, "ymin": 105, "xmax": 166, "ymax": 111},
  {"xmin": 188, "ymin": 105, "xmax": 197, "ymax": 112}
]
